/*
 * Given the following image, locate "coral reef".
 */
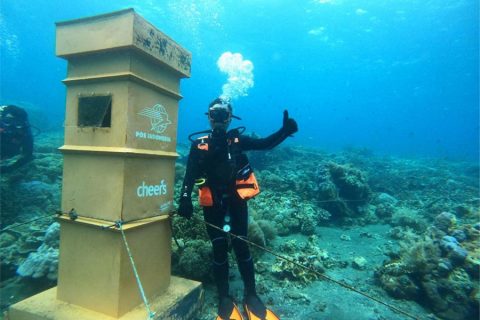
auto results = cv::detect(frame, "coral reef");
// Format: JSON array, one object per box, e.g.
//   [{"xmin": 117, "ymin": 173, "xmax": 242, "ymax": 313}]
[
  {"xmin": 315, "ymin": 162, "xmax": 372, "ymax": 222},
  {"xmin": 270, "ymin": 239, "xmax": 325, "ymax": 284},
  {"xmin": 248, "ymin": 217, "xmax": 266, "ymax": 247},
  {"xmin": 376, "ymin": 212, "xmax": 479, "ymax": 320},
  {"xmin": 390, "ymin": 207, "xmax": 428, "ymax": 232},
  {"xmin": 269, "ymin": 236, "xmax": 347, "ymax": 285},
  {"xmin": 1, "ymin": 132, "xmax": 62, "ymax": 228},
  {"xmin": 172, "ymin": 239, "xmax": 212, "ymax": 281},
  {"xmin": 178, "ymin": 144, "xmax": 479, "ymax": 319},
  {"xmin": 256, "ymin": 219, "xmax": 277, "ymax": 243},
  {"xmin": 16, "ymin": 223, "xmax": 60, "ymax": 280},
  {"xmin": 0, "ymin": 218, "xmax": 58, "ymax": 280},
  {"xmin": 372, "ymin": 192, "xmax": 397, "ymax": 219},
  {"xmin": 2, "ymin": 133, "xmax": 479, "ymax": 320},
  {"xmin": 434, "ymin": 211, "xmax": 457, "ymax": 233}
]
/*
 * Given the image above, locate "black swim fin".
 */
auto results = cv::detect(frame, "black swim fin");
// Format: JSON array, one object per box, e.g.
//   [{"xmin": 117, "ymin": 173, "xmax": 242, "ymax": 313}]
[
  {"xmin": 243, "ymin": 294, "xmax": 280, "ymax": 320},
  {"xmin": 216, "ymin": 296, "xmax": 244, "ymax": 320}
]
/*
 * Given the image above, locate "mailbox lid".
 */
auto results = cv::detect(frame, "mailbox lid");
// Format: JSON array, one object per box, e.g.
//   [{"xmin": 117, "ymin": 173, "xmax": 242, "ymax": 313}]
[
  {"xmin": 56, "ymin": 8, "xmax": 191, "ymax": 78},
  {"xmin": 56, "ymin": 9, "xmax": 135, "ymax": 58}
]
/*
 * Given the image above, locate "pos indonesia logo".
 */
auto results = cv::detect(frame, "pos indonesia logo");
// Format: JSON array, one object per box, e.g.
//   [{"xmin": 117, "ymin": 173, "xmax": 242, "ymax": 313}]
[{"xmin": 138, "ymin": 104, "xmax": 172, "ymax": 134}]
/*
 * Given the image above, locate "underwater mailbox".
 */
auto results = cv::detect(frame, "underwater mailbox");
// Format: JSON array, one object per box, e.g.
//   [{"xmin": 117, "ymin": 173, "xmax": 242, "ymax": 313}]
[
  {"xmin": 57, "ymin": 6, "xmax": 192, "ymax": 222},
  {"xmin": 8, "ymin": 8, "xmax": 202, "ymax": 320}
]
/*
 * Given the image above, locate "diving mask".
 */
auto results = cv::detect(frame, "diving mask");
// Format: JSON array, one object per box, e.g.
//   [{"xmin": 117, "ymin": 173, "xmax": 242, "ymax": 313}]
[{"xmin": 208, "ymin": 104, "xmax": 232, "ymax": 123}]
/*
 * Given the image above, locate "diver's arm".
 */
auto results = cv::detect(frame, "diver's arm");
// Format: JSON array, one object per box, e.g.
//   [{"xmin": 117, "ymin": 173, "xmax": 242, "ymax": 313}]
[
  {"xmin": 1, "ymin": 155, "xmax": 32, "ymax": 173},
  {"xmin": 240, "ymin": 128, "xmax": 288, "ymax": 151},
  {"xmin": 240, "ymin": 110, "xmax": 298, "ymax": 151},
  {"xmin": 179, "ymin": 144, "xmax": 200, "ymax": 199},
  {"xmin": 177, "ymin": 144, "xmax": 201, "ymax": 219}
]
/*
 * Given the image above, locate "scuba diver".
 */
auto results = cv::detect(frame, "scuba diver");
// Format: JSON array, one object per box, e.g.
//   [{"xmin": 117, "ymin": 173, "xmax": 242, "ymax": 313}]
[
  {"xmin": 0, "ymin": 105, "xmax": 34, "ymax": 174},
  {"xmin": 178, "ymin": 97, "xmax": 298, "ymax": 320}
]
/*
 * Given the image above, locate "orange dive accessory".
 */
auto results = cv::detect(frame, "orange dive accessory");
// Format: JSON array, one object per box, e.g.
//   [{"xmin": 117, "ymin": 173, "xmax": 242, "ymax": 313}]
[
  {"xmin": 235, "ymin": 164, "xmax": 260, "ymax": 200},
  {"xmin": 195, "ymin": 178, "xmax": 213, "ymax": 207},
  {"xmin": 197, "ymin": 135, "xmax": 209, "ymax": 151}
]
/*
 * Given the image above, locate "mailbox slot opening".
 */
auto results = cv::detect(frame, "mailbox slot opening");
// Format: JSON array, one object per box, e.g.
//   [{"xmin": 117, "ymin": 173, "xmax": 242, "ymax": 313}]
[{"xmin": 78, "ymin": 95, "xmax": 112, "ymax": 127}]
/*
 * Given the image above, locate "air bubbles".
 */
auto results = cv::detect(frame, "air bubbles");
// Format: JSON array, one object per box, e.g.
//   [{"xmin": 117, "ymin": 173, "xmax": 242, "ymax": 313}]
[{"xmin": 217, "ymin": 51, "xmax": 255, "ymax": 101}]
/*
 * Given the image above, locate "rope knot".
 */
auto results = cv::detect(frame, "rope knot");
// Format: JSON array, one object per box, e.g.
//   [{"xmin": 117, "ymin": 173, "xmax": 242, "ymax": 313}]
[{"xmin": 115, "ymin": 220, "xmax": 124, "ymax": 229}]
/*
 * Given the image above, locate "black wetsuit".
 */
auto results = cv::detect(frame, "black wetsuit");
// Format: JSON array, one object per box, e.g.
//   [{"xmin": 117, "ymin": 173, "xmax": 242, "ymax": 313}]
[
  {"xmin": 180, "ymin": 126, "xmax": 291, "ymax": 298},
  {"xmin": 0, "ymin": 105, "xmax": 33, "ymax": 173}
]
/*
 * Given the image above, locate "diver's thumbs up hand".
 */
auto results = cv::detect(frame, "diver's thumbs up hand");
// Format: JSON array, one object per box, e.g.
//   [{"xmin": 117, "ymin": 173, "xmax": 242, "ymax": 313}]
[
  {"xmin": 283, "ymin": 110, "xmax": 289, "ymax": 125},
  {"xmin": 282, "ymin": 110, "xmax": 298, "ymax": 136}
]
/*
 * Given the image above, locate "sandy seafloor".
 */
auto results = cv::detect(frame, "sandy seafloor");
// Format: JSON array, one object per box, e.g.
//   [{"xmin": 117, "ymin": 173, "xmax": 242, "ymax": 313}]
[
  {"xmin": 1, "ymin": 130, "xmax": 478, "ymax": 320},
  {"xmin": 196, "ymin": 224, "xmax": 438, "ymax": 320},
  {"xmin": 2, "ymin": 225, "xmax": 435, "ymax": 320}
]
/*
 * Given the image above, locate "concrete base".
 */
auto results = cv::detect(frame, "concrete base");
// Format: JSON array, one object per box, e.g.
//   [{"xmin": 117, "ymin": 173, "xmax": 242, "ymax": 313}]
[
  {"xmin": 56, "ymin": 216, "xmax": 173, "ymax": 317},
  {"xmin": 7, "ymin": 276, "xmax": 204, "ymax": 320}
]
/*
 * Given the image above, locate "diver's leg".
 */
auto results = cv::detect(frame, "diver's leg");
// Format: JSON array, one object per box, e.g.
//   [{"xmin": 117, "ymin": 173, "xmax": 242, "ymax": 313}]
[
  {"xmin": 229, "ymin": 199, "xmax": 256, "ymax": 296},
  {"xmin": 203, "ymin": 205, "xmax": 229, "ymax": 298},
  {"xmin": 230, "ymin": 199, "xmax": 270, "ymax": 318}
]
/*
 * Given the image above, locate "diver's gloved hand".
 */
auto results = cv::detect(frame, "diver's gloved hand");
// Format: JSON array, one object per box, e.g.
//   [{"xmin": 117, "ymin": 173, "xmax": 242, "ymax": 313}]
[
  {"xmin": 178, "ymin": 196, "xmax": 193, "ymax": 219},
  {"xmin": 282, "ymin": 110, "xmax": 298, "ymax": 136}
]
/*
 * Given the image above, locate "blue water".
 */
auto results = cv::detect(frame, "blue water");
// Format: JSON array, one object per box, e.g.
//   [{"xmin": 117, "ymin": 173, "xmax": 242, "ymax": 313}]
[{"xmin": 1, "ymin": 0, "xmax": 478, "ymax": 159}]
